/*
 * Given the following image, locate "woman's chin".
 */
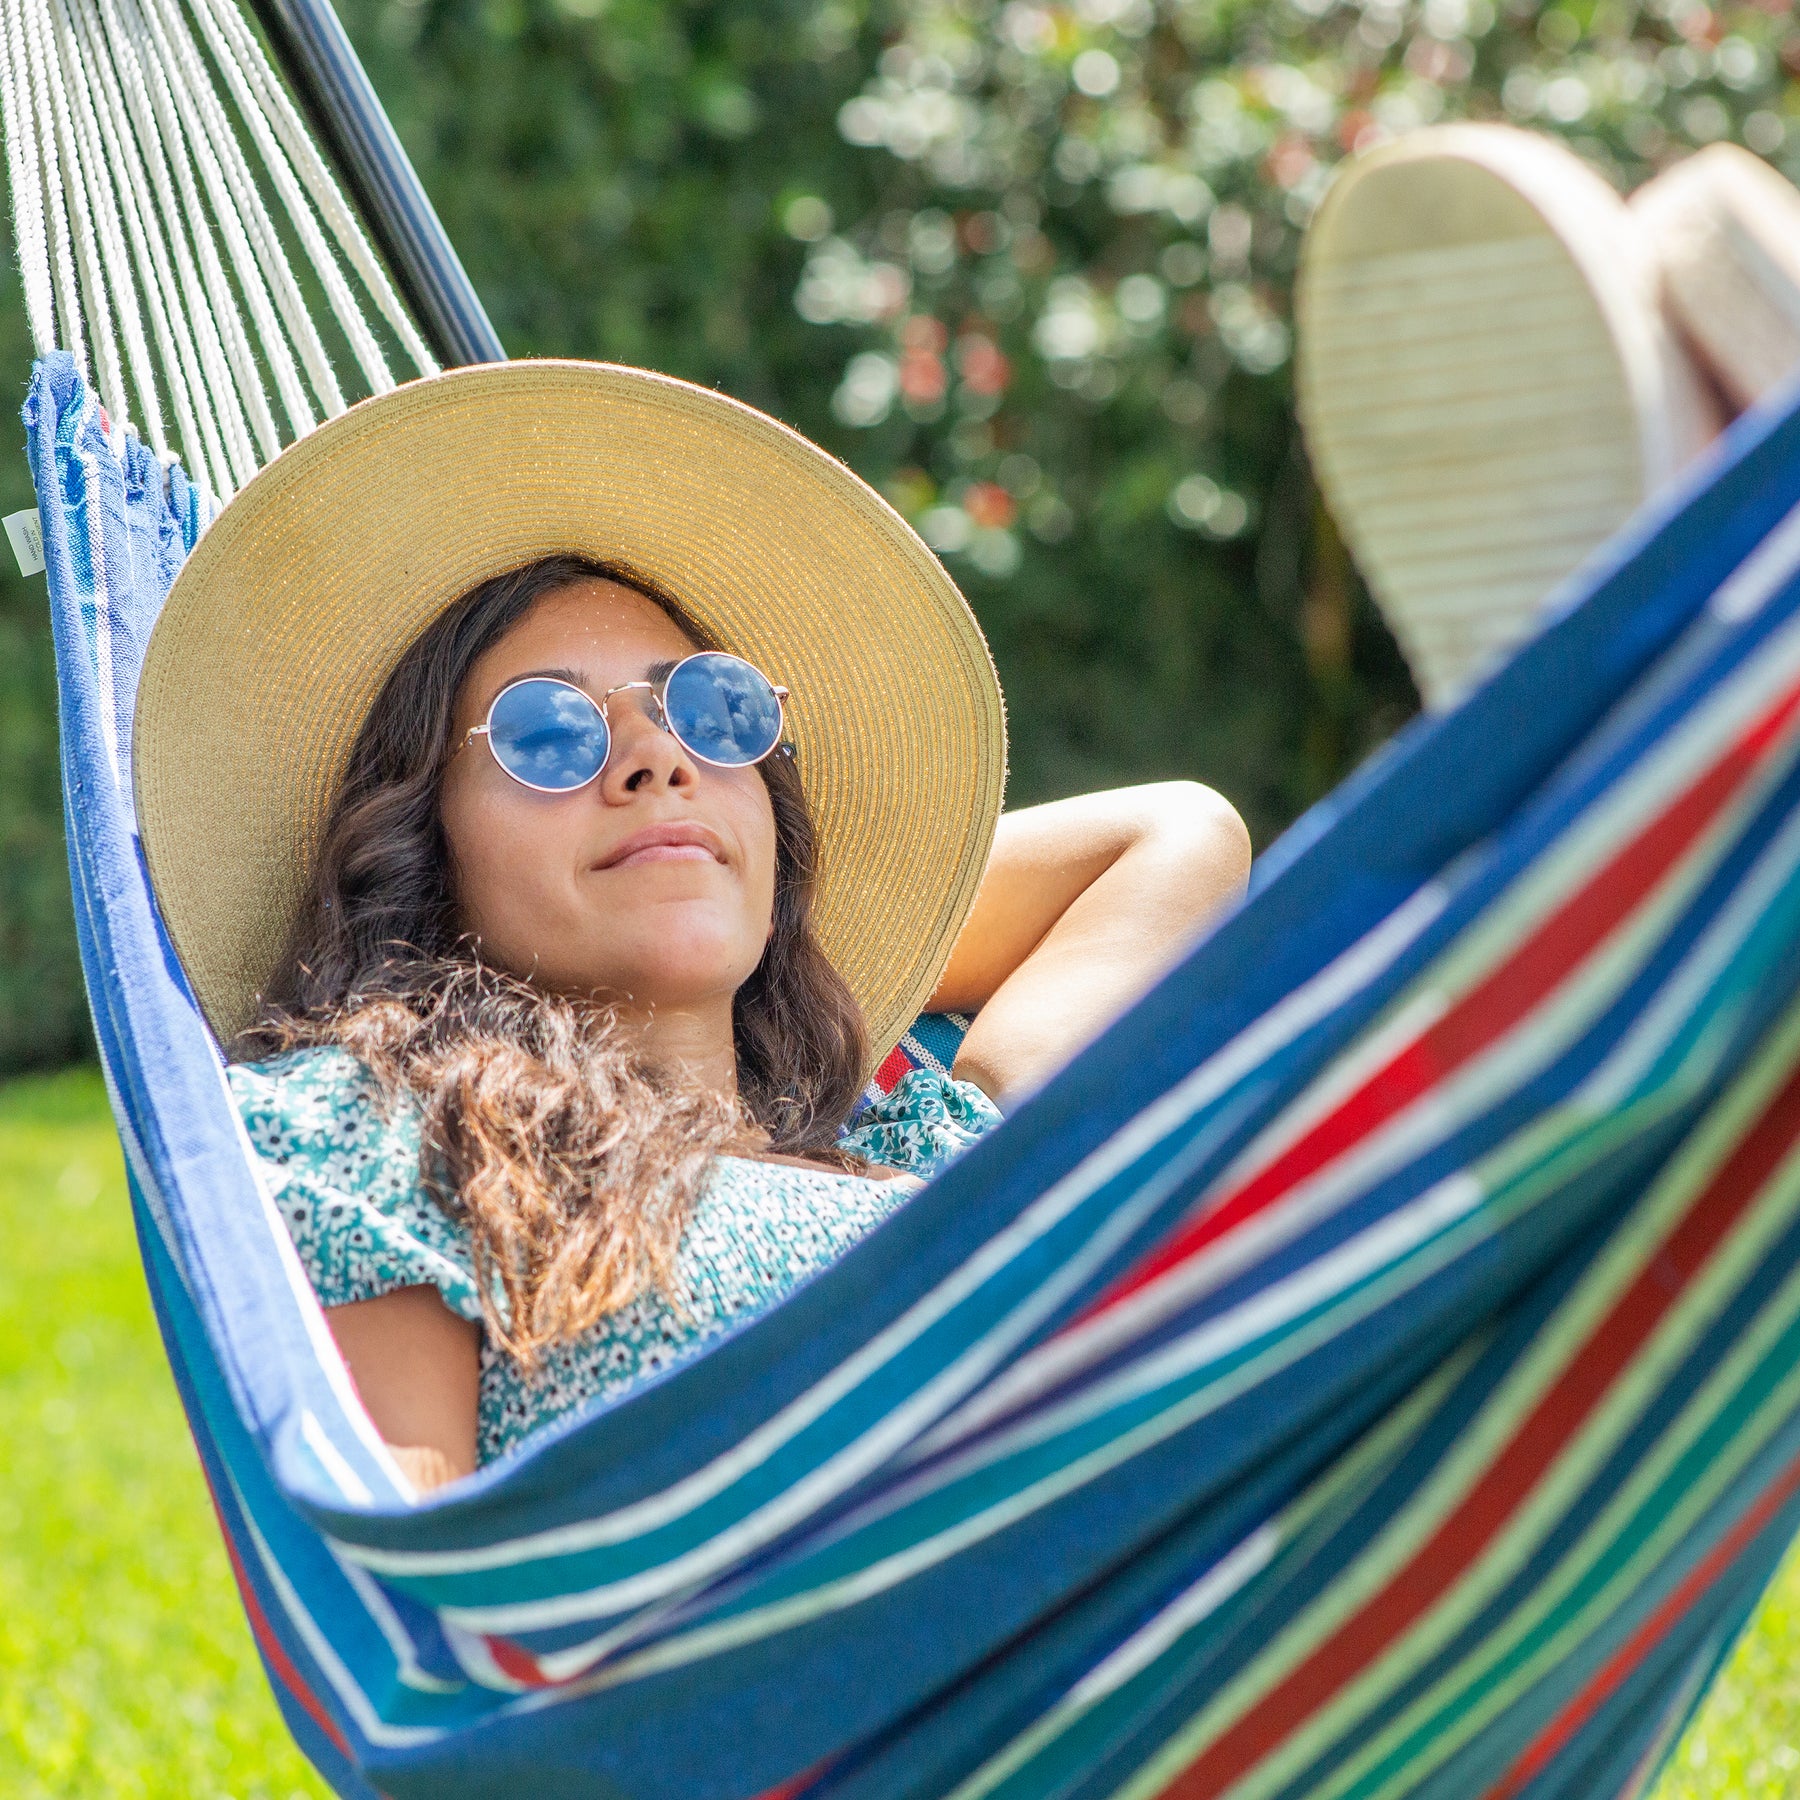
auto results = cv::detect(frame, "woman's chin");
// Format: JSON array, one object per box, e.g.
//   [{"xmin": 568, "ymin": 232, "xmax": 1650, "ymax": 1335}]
[{"xmin": 568, "ymin": 918, "xmax": 763, "ymax": 1008}]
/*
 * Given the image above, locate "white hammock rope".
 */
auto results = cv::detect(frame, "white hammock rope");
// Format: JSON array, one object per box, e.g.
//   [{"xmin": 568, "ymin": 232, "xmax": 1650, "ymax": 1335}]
[
  {"xmin": 140, "ymin": 0, "xmax": 314, "ymax": 440},
  {"xmin": 129, "ymin": 0, "xmax": 280, "ymax": 467},
  {"xmin": 22, "ymin": 0, "xmax": 91, "ymax": 376},
  {"xmin": 68, "ymin": 0, "xmax": 208, "ymax": 468},
  {"xmin": 121, "ymin": 0, "xmax": 266, "ymax": 485},
  {"xmin": 97, "ymin": 0, "xmax": 250, "ymax": 489},
  {"xmin": 177, "ymin": 0, "xmax": 344, "ymax": 423},
  {"xmin": 0, "ymin": 9, "xmax": 56, "ymax": 355},
  {"xmin": 81, "ymin": 0, "xmax": 229, "ymax": 489},
  {"xmin": 189, "ymin": 0, "xmax": 427, "ymax": 383},
  {"xmin": 54, "ymin": 0, "xmax": 168, "ymax": 453},
  {"xmin": 0, "ymin": 0, "xmax": 438, "ymax": 506},
  {"xmin": 37, "ymin": 0, "xmax": 129, "ymax": 423}
]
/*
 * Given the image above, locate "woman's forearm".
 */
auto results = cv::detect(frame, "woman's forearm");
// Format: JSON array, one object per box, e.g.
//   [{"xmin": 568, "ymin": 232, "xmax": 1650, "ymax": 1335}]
[{"xmin": 940, "ymin": 783, "xmax": 1250, "ymax": 1105}]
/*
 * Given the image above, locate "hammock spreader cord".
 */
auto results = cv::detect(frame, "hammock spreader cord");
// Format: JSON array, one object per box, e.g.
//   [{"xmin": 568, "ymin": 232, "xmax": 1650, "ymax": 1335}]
[
  {"xmin": 126, "ymin": 0, "xmax": 283, "ymax": 470},
  {"xmin": 137, "ymin": 0, "xmax": 318, "ymax": 441},
  {"xmin": 0, "ymin": 0, "xmax": 438, "ymax": 503},
  {"xmin": 19, "ymin": 0, "xmax": 95, "ymax": 388},
  {"xmin": 95, "ymin": 0, "xmax": 249, "ymax": 488},
  {"xmin": 35, "ymin": 0, "xmax": 125, "ymax": 419}
]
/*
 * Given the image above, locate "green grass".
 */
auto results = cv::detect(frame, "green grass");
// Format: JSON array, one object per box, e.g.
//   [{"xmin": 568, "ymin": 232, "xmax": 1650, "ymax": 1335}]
[
  {"xmin": 1, "ymin": 1068, "xmax": 1798, "ymax": 1799},
  {"xmin": 0, "ymin": 1068, "xmax": 329, "ymax": 1799},
  {"xmin": 1650, "ymin": 1579, "xmax": 1800, "ymax": 1800}
]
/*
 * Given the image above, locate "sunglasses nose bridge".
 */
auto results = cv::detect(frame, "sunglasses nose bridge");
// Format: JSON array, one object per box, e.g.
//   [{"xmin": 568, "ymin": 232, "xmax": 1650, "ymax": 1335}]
[{"xmin": 599, "ymin": 679, "xmax": 672, "ymax": 740}]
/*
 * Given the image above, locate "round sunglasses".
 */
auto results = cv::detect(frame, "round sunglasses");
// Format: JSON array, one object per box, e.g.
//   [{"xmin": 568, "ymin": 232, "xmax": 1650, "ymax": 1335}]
[{"xmin": 456, "ymin": 652, "xmax": 789, "ymax": 794}]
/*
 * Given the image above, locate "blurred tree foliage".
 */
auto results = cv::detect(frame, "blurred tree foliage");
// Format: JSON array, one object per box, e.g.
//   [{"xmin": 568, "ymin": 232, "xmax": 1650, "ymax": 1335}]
[
  {"xmin": 0, "ymin": 259, "xmax": 88, "ymax": 1074},
  {"xmin": 4, "ymin": 0, "xmax": 1800, "ymax": 1070}
]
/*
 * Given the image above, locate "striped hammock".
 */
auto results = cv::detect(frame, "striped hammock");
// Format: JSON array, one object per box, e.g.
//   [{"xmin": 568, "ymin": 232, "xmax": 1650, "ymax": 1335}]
[
  {"xmin": 27, "ymin": 320, "xmax": 1800, "ymax": 1798},
  {"xmin": 16, "ymin": 0, "xmax": 1800, "ymax": 1789}
]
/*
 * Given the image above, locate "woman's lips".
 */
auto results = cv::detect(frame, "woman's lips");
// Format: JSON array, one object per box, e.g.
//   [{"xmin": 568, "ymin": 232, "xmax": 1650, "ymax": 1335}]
[
  {"xmin": 597, "ymin": 823, "xmax": 727, "ymax": 871},
  {"xmin": 611, "ymin": 843, "xmax": 717, "ymax": 869}
]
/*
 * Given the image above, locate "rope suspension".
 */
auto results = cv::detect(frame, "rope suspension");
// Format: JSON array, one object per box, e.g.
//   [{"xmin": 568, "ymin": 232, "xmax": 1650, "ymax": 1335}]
[{"xmin": 0, "ymin": 0, "xmax": 437, "ymax": 504}]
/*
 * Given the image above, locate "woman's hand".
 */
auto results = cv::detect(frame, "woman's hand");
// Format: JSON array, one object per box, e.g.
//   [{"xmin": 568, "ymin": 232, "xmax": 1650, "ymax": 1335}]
[
  {"xmin": 326, "ymin": 1286, "xmax": 481, "ymax": 1493},
  {"xmin": 929, "ymin": 781, "xmax": 1251, "ymax": 1106}
]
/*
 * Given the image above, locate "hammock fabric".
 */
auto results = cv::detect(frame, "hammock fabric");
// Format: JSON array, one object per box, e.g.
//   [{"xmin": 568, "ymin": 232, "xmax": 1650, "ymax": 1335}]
[{"xmin": 29, "ymin": 336, "xmax": 1800, "ymax": 1800}]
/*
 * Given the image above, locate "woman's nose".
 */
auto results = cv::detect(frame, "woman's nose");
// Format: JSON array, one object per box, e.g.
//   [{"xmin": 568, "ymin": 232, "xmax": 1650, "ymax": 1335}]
[{"xmin": 598, "ymin": 693, "xmax": 696, "ymax": 798}]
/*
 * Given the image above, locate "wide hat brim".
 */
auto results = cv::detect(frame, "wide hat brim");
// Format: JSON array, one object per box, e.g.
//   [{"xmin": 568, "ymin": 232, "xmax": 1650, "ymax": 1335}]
[{"xmin": 134, "ymin": 360, "xmax": 1006, "ymax": 1066}]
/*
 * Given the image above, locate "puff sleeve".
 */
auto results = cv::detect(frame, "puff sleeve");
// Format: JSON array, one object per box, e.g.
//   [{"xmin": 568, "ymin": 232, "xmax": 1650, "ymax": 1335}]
[
  {"xmin": 837, "ymin": 1068, "xmax": 1002, "ymax": 1181},
  {"xmin": 227, "ymin": 1047, "xmax": 487, "ymax": 1325}
]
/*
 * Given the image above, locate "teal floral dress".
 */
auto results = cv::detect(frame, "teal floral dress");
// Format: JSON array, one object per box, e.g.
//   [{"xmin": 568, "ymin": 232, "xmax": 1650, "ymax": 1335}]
[{"xmin": 228, "ymin": 1046, "xmax": 1000, "ymax": 1465}]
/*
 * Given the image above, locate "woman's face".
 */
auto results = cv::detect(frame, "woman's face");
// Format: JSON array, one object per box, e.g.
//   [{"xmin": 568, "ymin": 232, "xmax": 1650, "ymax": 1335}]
[{"xmin": 439, "ymin": 577, "xmax": 779, "ymax": 1016}]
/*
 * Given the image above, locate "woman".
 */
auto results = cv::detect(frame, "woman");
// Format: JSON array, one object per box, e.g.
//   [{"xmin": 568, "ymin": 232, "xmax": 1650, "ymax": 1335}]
[{"xmin": 134, "ymin": 362, "xmax": 1249, "ymax": 1493}]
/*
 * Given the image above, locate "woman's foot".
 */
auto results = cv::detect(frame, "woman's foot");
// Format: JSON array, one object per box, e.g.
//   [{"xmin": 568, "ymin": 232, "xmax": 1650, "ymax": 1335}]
[{"xmin": 1295, "ymin": 123, "xmax": 1718, "ymax": 710}]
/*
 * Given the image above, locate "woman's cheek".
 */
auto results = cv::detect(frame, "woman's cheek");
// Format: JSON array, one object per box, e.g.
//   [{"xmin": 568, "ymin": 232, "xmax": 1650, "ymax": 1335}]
[
  {"xmin": 734, "ymin": 784, "xmax": 780, "ymax": 934},
  {"xmin": 443, "ymin": 784, "xmax": 545, "ymax": 945}
]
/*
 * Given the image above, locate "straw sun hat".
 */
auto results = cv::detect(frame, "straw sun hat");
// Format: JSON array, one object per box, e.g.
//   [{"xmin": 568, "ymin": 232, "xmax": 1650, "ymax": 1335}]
[{"xmin": 134, "ymin": 360, "xmax": 1007, "ymax": 1067}]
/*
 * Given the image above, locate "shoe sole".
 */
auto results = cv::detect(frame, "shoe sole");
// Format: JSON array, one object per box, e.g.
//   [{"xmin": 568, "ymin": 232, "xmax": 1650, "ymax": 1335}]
[
  {"xmin": 1296, "ymin": 124, "xmax": 1716, "ymax": 708},
  {"xmin": 1632, "ymin": 142, "xmax": 1800, "ymax": 411}
]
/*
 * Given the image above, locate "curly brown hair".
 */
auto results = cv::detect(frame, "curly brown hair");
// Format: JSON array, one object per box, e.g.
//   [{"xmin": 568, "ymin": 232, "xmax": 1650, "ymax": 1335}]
[{"xmin": 234, "ymin": 556, "xmax": 868, "ymax": 1367}]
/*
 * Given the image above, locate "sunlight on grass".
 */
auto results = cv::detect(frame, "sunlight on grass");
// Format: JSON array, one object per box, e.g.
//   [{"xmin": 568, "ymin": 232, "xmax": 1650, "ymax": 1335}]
[
  {"xmin": 3, "ymin": 1067, "xmax": 1800, "ymax": 1797},
  {"xmin": 1651, "ymin": 1553, "xmax": 1800, "ymax": 1800},
  {"xmin": 0, "ymin": 1068, "xmax": 329, "ymax": 1799}
]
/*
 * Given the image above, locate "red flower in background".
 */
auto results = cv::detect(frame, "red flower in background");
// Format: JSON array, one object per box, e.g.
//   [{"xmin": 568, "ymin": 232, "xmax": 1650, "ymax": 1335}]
[
  {"xmin": 956, "ymin": 332, "xmax": 1011, "ymax": 396},
  {"xmin": 1264, "ymin": 133, "xmax": 1315, "ymax": 190},
  {"xmin": 898, "ymin": 314, "xmax": 949, "ymax": 404},
  {"xmin": 963, "ymin": 482, "xmax": 1016, "ymax": 530}
]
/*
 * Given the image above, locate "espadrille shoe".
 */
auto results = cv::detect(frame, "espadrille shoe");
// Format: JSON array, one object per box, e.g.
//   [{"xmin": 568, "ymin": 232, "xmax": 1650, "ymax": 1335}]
[
  {"xmin": 1296, "ymin": 123, "xmax": 1718, "ymax": 710},
  {"xmin": 1631, "ymin": 142, "xmax": 1800, "ymax": 412}
]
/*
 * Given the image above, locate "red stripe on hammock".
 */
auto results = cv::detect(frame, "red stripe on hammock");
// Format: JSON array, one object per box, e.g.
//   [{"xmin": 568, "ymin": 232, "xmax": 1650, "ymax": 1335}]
[
  {"xmin": 1483, "ymin": 1444, "xmax": 1800, "ymax": 1800},
  {"xmin": 205, "ymin": 1480, "xmax": 354, "ymax": 1760},
  {"xmin": 1086, "ymin": 670, "xmax": 1800, "ymax": 1326},
  {"xmin": 484, "ymin": 1635, "xmax": 559, "ymax": 1688},
  {"xmin": 874, "ymin": 1043, "xmax": 912, "ymax": 1095},
  {"xmin": 750, "ymin": 1761, "xmax": 834, "ymax": 1800},
  {"xmin": 1150, "ymin": 1047, "xmax": 1800, "ymax": 1799}
]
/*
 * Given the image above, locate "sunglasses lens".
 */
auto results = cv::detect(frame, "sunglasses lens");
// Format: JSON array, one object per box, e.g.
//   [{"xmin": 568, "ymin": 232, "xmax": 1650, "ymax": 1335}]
[
  {"xmin": 486, "ymin": 679, "xmax": 610, "ymax": 791},
  {"xmin": 664, "ymin": 653, "xmax": 784, "ymax": 767}
]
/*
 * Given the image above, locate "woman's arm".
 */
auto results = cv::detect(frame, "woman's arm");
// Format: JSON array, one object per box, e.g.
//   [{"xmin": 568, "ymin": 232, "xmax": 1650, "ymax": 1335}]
[
  {"xmin": 325, "ymin": 1286, "xmax": 481, "ymax": 1493},
  {"xmin": 930, "ymin": 781, "xmax": 1251, "ymax": 1105}
]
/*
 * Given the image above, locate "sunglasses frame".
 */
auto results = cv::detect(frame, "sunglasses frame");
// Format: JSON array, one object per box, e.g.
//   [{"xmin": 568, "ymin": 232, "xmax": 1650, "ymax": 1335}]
[{"xmin": 456, "ymin": 652, "xmax": 790, "ymax": 795}]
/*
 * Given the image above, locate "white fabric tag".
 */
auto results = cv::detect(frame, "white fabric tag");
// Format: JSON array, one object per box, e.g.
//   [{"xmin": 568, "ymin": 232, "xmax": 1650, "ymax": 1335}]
[{"xmin": 4, "ymin": 508, "xmax": 44, "ymax": 577}]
